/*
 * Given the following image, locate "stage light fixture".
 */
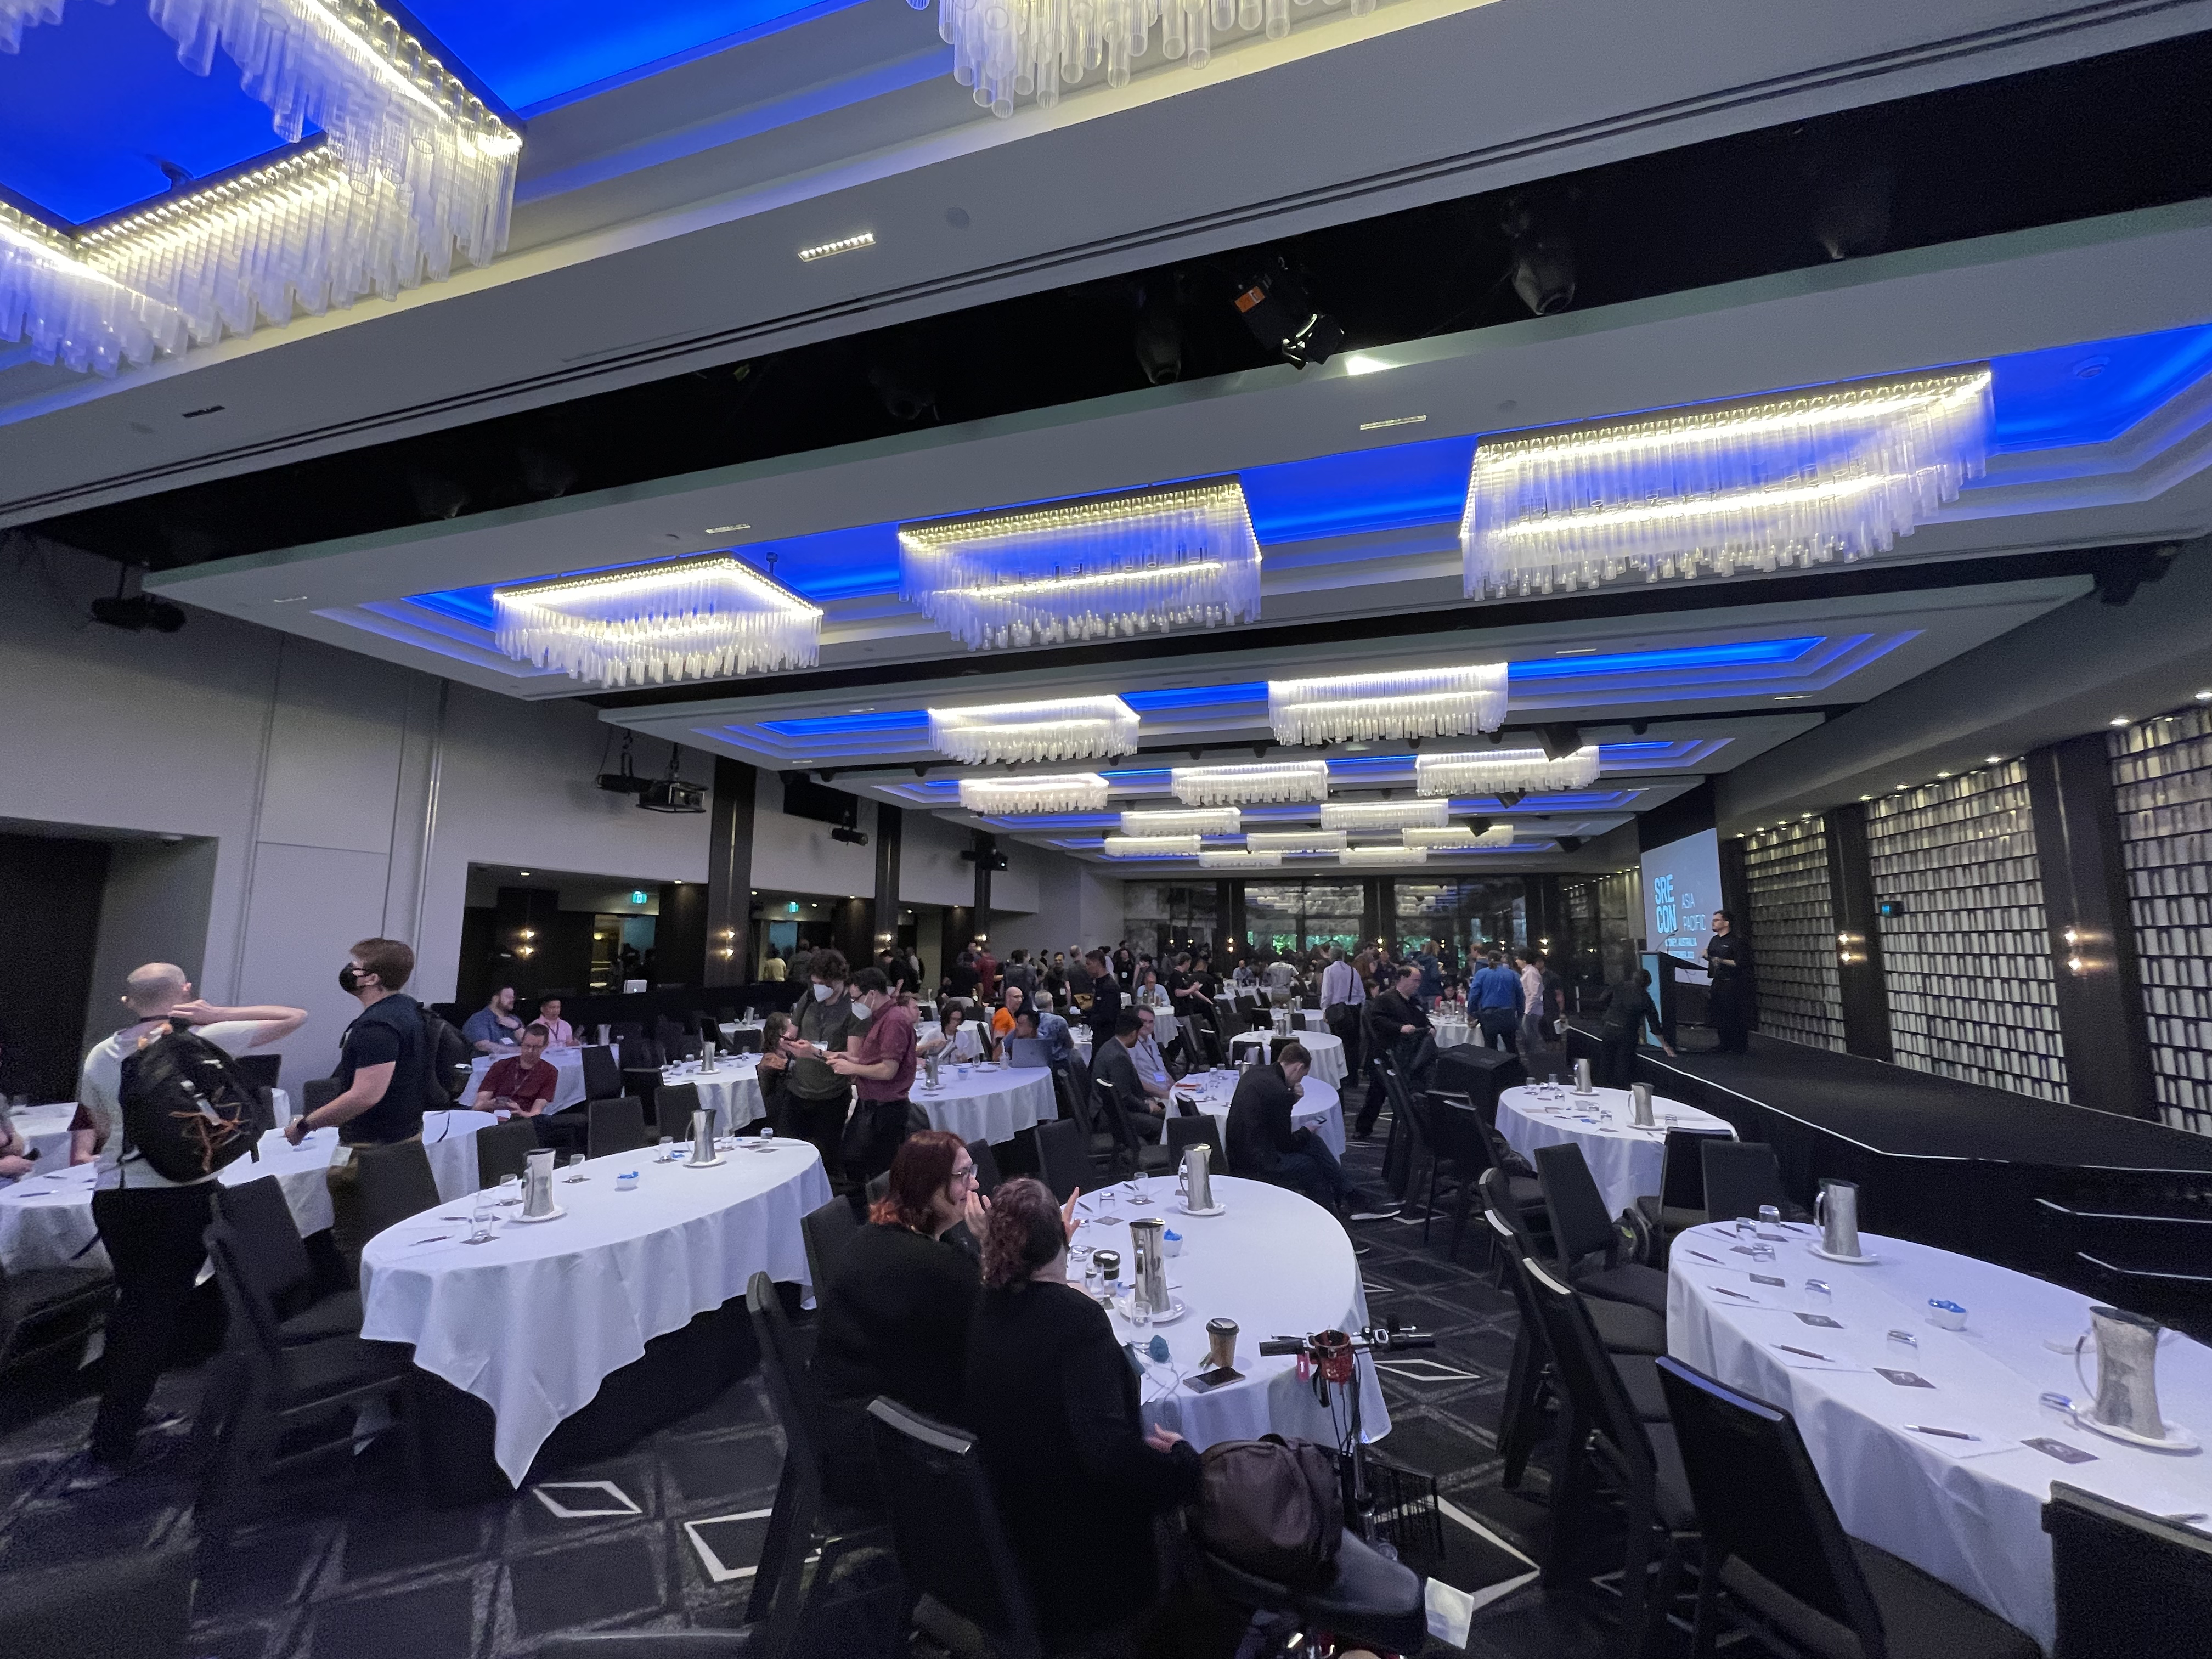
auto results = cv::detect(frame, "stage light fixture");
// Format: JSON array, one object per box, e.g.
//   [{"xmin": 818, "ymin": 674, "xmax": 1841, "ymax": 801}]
[
  {"xmin": 1232, "ymin": 257, "xmax": 1343, "ymax": 370},
  {"xmin": 1502, "ymin": 196, "xmax": 1575, "ymax": 317}
]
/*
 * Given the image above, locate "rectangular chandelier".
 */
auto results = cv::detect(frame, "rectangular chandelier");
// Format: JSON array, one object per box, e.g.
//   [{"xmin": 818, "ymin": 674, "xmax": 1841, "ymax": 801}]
[
  {"xmin": 1246, "ymin": 829, "xmax": 1348, "ymax": 855},
  {"xmin": 1171, "ymin": 760, "xmax": 1329, "ymax": 807},
  {"xmin": 1199, "ymin": 849, "xmax": 1284, "ymax": 870},
  {"xmin": 1269, "ymin": 665, "xmax": 1508, "ymax": 747},
  {"xmin": 1460, "ymin": 367, "xmax": 1994, "ymax": 598},
  {"xmin": 1415, "ymin": 748, "xmax": 1601, "ymax": 796},
  {"xmin": 928, "ymin": 698, "xmax": 1139, "ymax": 765},
  {"xmin": 957, "ymin": 774, "xmax": 1109, "ymax": 814},
  {"xmin": 899, "ymin": 477, "xmax": 1261, "ymax": 652},
  {"xmin": 1120, "ymin": 808, "xmax": 1242, "ymax": 836},
  {"xmin": 492, "ymin": 556, "xmax": 820, "ymax": 688},
  {"xmin": 1102, "ymin": 834, "xmax": 1200, "ymax": 858},
  {"xmin": 1403, "ymin": 825, "xmax": 1515, "ymax": 850},
  {"xmin": 1341, "ymin": 845, "xmax": 1426, "ymax": 867},
  {"xmin": 1320, "ymin": 800, "xmax": 1450, "ymax": 833}
]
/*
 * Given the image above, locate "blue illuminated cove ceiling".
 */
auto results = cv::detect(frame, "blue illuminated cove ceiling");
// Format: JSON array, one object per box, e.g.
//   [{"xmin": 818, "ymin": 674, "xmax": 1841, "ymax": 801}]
[
  {"xmin": 0, "ymin": 0, "xmax": 848, "ymax": 226},
  {"xmin": 387, "ymin": 322, "xmax": 2212, "ymax": 637}
]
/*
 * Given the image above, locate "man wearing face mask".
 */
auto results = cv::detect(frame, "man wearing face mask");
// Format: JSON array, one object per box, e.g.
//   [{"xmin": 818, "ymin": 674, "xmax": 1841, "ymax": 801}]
[
  {"xmin": 286, "ymin": 937, "xmax": 431, "ymax": 1275},
  {"xmin": 829, "ymin": 968, "xmax": 920, "ymax": 1191},
  {"xmin": 781, "ymin": 950, "xmax": 865, "ymax": 1187}
]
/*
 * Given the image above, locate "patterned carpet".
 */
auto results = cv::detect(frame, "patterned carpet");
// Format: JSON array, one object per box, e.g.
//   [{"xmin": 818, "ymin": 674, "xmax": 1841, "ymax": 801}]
[{"xmin": 0, "ymin": 1103, "xmax": 1622, "ymax": 1659}]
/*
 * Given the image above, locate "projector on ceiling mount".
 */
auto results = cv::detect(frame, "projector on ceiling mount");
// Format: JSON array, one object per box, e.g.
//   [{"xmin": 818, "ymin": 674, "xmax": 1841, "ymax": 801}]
[{"xmin": 637, "ymin": 778, "xmax": 706, "ymax": 814}]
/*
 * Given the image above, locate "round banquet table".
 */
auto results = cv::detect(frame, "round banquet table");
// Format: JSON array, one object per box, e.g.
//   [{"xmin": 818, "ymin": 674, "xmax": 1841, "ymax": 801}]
[
  {"xmin": 1431, "ymin": 1017, "xmax": 1479, "ymax": 1052},
  {"xmin": 1231, "ymin": 1029, "xmax": 1347, "ymax": 1087},
  {"xmin": 1496, "ymin": 1084, "xmax": 1733, "ymax": 1217},
  {"xmin": 1071, "ymin": 1173, "xmax": 1387, "ymax": 1451},
  {"xmin": 10, "ymin": 1101, "xmax": 85, "ymax": 1168},
  {"xmin": 362, "ymin": 1136, "xmax": 830, "ymax": 1487},
  {"xmin": 1669, "ymin": 1221, "xmax": 2212, "ymax": 1651},
  {"xmin": 465, "ymin": 1047, "xmax": 588, "ymax": 1112},
  {"xmin": 657, "ymin": 1058, "xmax": 766, "ymax": 1132},
  {"xmin": 0, "ymin": 1115, "xmax": 486, "ymax": 1273},
  {"xmin": 914, "ymin": 1063, "xmax": 1057, "ymax": 1143},
  {"xmin": 1173, "ymin": 1068, "xmax": 1346, "ymax": 1158}
]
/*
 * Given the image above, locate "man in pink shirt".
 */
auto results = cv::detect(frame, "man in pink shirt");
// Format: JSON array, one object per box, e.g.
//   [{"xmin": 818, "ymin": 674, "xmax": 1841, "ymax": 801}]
[{"xmin": 828, "ymin": 967, "xmax": 919, "ymax": 1192}]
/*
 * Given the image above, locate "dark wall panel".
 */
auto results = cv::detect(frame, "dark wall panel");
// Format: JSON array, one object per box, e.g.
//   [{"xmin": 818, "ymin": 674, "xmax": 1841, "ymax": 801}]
[{"xmin": 0, "ymin": 834, "xmax": 111, "ymax": 1102}]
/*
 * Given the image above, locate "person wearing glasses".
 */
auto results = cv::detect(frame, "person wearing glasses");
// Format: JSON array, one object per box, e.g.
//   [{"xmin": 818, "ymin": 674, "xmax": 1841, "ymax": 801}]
[{"xmin": 809, "ymin": 1131, "xmax": 987, "ymax": 1509}]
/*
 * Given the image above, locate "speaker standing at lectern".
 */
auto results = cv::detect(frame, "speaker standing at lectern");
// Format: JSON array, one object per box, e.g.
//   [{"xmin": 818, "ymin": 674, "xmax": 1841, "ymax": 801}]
[{"xmin": 1703, "ymin": 910, "xmax": 1755, "ymax": 1055}]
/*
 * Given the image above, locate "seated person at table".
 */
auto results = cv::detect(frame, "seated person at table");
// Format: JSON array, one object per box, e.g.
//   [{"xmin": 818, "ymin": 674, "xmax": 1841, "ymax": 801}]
[
  {"xmin": 918, "ymin": 1002, "xmax": 984, "ymax": 1063},
  {"xmin": 965, "ymin": 1177, "xmax": 1199, "ymax": 1653},
  {"xmin": 1011, "ymin": 1000, "xmax": 1075, "ymax": 1069},
  {"xmin": 1226, "ymin": 1042, "xmax": 1398, "ymax": 1223},
  {"xmin": 751, "ymin": 1012, "xmax": 793, "ymax": 1135},
  {"xmin": 475, "ymin": 1023, "xmax": 586, "ymax": 1154},
  {"xmin": 461, "ymin": 986, "xmax": 523, "ymax": 1054},
  {"xmin": 811, "ymin": 1131, "xmax": 986, "ymax": 1508},
  {"xmin": 1092, "ymin": 1009, "xmax": 1164, "ymax": 1142},
  {"xmin": 533, "ymin": 996, "xmax": 576, "ymax": 1047},
  {"xmin": 1130, "ymin": 1007, "xmax": 1177, "ymax": 1101},
  {"xmin": 0, "ymin": 1107, "xmax": 35, "ymax": 1184},
  {"xmin": 989, "ymin": 983, "xmax": 1026, "ymax": 1046}
]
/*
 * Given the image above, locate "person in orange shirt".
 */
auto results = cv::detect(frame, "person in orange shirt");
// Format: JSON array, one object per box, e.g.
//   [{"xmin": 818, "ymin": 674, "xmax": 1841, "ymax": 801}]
[{"xmin": 988, "ymin": 983, "xmax": 1027, "ymax": 1054}]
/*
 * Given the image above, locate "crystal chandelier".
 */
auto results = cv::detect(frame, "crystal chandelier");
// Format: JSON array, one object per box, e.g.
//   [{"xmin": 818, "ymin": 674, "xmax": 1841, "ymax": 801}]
[
  {"xmin": 1415, "ymin": 747, "xmax": 1601, "ymax": 796},
  {"xmin": 899, "ymin": 478, "xmax": 1261, "ymax": 652},
  {"xmin": 1246, "ymin": 828, "xmax": 1347, "ymax": 854},
  {"xmin": 0, "ymin": 1, "xmax": 518, "ymax": 377},
  {"xmin": 957, "ymin": 774, "xmax": 1110, "ymax": 814},
  {"xmin": 1341, "ymin": 844, "xmax": 1425, "ymax": 867},
  {"xmin": 1120, "ymin": 808, "xmax": 1242, "ymax": 836},
  {"xmin": 1171, "ymin": 760, "xmax": 1329, "ymax": 807},
  {"xmin": 1320, "ymin": 800, "xmax": 1449, "ymax": 833},
  {"xmin": 922, "ymin": 0, "xmax": 1380, "ymax": 120},
  {"xmin": 1403, "ymin": 825, "xmax": 1514, "ymax": 850},
  {"xmin": 1199, "ymin": 848, "xmax": 1283, "ymax": 870},
  {"xmin": 928, "ymin": 697, "xmax": 1139, "ymax": 766},
  {"xmin": 1460, "ymin": 367, "xmax": 1994, "ymax": 598},
  {"xmin": 1103, "ymin": 834, "xmax": 1200, "ymax": 858},
  {"xmin": 492, "ymin": 556, "xmax": 820, "ymax": 688},
  {"xmin": 1268, "ymin": 665, "xmax": 1508, "ymax": 747}
]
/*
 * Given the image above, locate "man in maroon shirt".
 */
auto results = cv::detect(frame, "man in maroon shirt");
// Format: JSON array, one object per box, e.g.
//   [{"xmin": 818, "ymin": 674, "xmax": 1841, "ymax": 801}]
[
  {"xmin": 472, "ymin": 1023, "xmax": 558, "ymax": 1116},
  {"xmin": 828, "ymin": 967, "xmax": 918, "ymax": 1191}
]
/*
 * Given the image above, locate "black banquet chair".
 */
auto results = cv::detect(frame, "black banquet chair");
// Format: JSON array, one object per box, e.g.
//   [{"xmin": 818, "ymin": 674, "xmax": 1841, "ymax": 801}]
[
  {"xmin": 472, "ymin": 1116, "xmax": 540, "ymax": 1189},
  {"xmin": 2044, "ymin": 1483, "xmax": 2212, "ymax": 1659},
  {"xmin": 1700, "ymin": 1139, "xmax": 1793, "ymax": 1224},
  {"xmin": 588, "ymin": 1097, "xmax": 653, "ymax": 1160},
  {"xmin": 656, "ymin": 1080, "xmax": 703, "ymax": 1140},
  {"xmin": 1164, "ymin": 1113, "xmax": 1224, "ymax": 1167},
  {"xmin": 352, "ymin": 1140, "xmax": 443, "ymax": 1248},
  {"xmin": 1656, "ymin": 1356, "xmax": 2039, "ymax": 1659},
  {"xmin": 801, "ymin": 1195, "xmax": 862, "ymax": 1299},
  {"xmin": 0, "ymin": 1256, "xmax": 113, "ymax": 1381},
  {"xmin": 210, "ymin": 1176, "xmax": 360, "ymax": 1346},
  {"xmin": 1534, "ymin": 1141, "xmax": 1669, "ymax": 1315},
  {"xmin": 1635, "ymin": 1126, "xmax": 1735, "ymax": 1245},
  {"xmin": 579, "ymin": 1043, "xmax": 624, "ymax": 1101}
]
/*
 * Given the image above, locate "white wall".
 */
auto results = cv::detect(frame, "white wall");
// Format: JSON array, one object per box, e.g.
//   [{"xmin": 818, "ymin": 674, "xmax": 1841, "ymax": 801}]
[
  {"xmin": 985, "ymin": 841, "xmax": 1123, "ymax": 959},
  {"xmin": 748, "ymin": 770, "xmax": 876, "ymax": 898},
  {"xmin": 899, "ymin": 809, "xmax": 976, "ymax": 909}
]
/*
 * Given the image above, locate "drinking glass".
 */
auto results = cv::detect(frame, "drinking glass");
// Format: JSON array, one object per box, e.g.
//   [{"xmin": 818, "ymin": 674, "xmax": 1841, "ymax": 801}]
[
  {"xmin": 467, "ymin": 1194, "xmax": 492, "ymax": 1243},
  {"xmin": 1736, "ymin": 1216, "xmax": 1756, "ymax": 1243},
  {"xmin": 1758, "ymin": 1204, "xmax": 1782, "ymax": 1237},
  {"xmin": 565, "ymin": 1153, "xmax": 587, "ymax": 1183},
  {"xmin": 1805, "ymin": 1278, "xmax": 1833, "ymax": 1305},
  {"xmin": 498, "ymin": 1173, "xmax": 522, "ymax": 1207},
  {"xmin": 1128, "ymin": 1288, "xmax": 1150, "ymax": 1330},
  {"xmin": 1084, "ymin": 1261, "xmax": 1103, "ymax": 1300},
  {"xmin": 658, "ymin": 1135, "xmax": 675, "ymax": 1161}
]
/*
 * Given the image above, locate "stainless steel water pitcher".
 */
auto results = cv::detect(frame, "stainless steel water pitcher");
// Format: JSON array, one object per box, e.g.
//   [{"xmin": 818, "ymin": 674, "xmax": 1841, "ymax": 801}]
[
  {"xmin": 701, "ymin": 1041, "xmax": 718, "ymax": 1074},
  {"xmin": 924, "ymin": 1050, "xmax": 942, "ymax": 1090},
  {"xmin": 1128, "ymin": 1217, "xmax": 1170, "ymax": 1315},
  {"xmin": 1630, "ymin": 1082, "xmax": 1655, "ymax": 1127},
  {"xmin": 1179, "ymin": 1143, "xmax": 1214, "ymax": 1212},
  {"xmin": 523, "ymin": 1149, "xmax": 555, "ymax": 1217},
  {"xmin": 2086, "ymin": 1306, "xmax": 2168, "ymax": 1438},
  {"xmin": 1816, "ymin": 1178, "xmax": 1861, "ymax": 1258},
  {"xmin": 1573, "ymin": 1057, "xmax": 1594, "ymax": 1094},
  {"xmin": 689, "ymin": 1108, "xmax": 716, "ymax": 1165}
]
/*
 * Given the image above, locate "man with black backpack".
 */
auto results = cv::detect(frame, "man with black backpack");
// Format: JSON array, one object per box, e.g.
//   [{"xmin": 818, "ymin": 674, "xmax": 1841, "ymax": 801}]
[
  {"xmin": 284, "ymin": 937, "xmax": 436, "ymax": 1274},
  {"xmin": 66, "ymin": 963, "xmax": 306, "ymax": 1490}
]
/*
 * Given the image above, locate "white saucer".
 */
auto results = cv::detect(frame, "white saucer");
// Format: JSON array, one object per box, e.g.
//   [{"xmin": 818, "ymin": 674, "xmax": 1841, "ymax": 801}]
[
  {"xmin": 1118, "ymin": 1295, "xmax": 1188, "ymax": 1325},
  {"xmin": 681, "ymin": 1155, "xmax": 727, "ymax": 1169},
  {"xmin": 2074, "ymin": 1415, "xmax": 2200, "ymax": 1453},
  {"xmin": 1177, "ymin": 1200, "xmax": 1227, "ymax": 1217},
  {"xmin": 509, "ymin": 1205, "xmax": 567, "ymax": 1224},
  {"xmin": 1807, "ymin": 1241, "xmax": 1880, "ymax": 1265}
]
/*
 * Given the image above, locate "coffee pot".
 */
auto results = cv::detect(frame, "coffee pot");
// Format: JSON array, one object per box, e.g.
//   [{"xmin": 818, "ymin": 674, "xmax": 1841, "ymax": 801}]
[
  {"xmin": 523, "ymin": 1149, "xmax": 555, "ymax": 1217},
  {"xmin": 1630, "ymin": 1082, "xmax": 1655, "ymax": 1127},
  {"xmin": 2083, "ymin": 1306, "xmax": 2170, "ymax": 1439},
  {"xmin": 1128, "ymin": 1217, "xmax": 1171, "ymax": 1317},
  {"xmin": 1572, "ymin": 1057, "xmax": 1594, "ymax": 1095},
  {"xmin": 1179, "ymin": 1143, "xmax": 1215, "ymax": 1212},
  {"xmin": 1816, "ymin": 1178, "xmax": 1862, "ymax": 1258}
]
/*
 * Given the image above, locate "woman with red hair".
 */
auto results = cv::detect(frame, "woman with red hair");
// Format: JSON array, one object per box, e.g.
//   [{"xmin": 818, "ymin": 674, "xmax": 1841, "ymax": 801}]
[{"xmin": 809, "ymin": 1130, "xmax": 984, "ymax": 1507}]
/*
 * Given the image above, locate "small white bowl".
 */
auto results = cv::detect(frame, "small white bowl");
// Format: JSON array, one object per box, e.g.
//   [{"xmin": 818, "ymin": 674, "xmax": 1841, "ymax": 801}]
[
  {"xmin": 615, "ymin": 1173, "xmax": 640, "ymax": 1192},
  {"xmin": 1164, "ymin": 1231, "xmax": 1183, "ymax": 1257},
  {"xmin": 1927, "ymin": 1300, "xmax": 1967, "ymax": 1331}
]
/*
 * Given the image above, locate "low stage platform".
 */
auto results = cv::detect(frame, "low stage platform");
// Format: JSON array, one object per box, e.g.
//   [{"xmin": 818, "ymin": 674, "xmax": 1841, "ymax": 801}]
[{"xmin": 1566, "ymin": 1025, "xmax": 2212, "ymax": 1338}]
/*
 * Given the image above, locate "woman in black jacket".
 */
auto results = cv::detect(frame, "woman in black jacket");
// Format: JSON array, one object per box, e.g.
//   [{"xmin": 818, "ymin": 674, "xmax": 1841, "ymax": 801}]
[
  {"xmin": 811, "ymin": 1131, "xmax": 983, "ymax": 1507},
  {"xmin": 1597, "ymin": 968, "xmax": 1676, "ymax": 1088},
  {"xmin": 965, "ymin": 1178, "xmax": 1201, "ymax": 1650}
]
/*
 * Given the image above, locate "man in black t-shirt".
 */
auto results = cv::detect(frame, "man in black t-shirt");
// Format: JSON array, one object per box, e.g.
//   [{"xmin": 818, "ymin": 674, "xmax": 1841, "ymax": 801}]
[{"xmin": 287, "ymin": 936, "xmax": 428, "ymax": 1270}]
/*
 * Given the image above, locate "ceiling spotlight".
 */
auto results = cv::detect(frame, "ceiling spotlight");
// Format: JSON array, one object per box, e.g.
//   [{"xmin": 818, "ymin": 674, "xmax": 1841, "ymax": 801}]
[
  {"xmin": 829, "ymin": 825, "xmax": 870, "ymax": 847},
  {"xmin": 1984, "ymin": 755, "xmax": 2003, "ymax": 764},
  {"xmin": 2195, "ymin": 690, "xmax": 2211, "ymax": 702},
  {"xmin": 1501, "ymin": 195, "xmax": 1575, "ymax": 317},
  {"xmin": 2110, "ymin": 717, "xmax": 2131, "ymax": 727},
  {"xmin": 1809, "ymin": 157, "xmax": 1894, "ymax": 261},
  {"xmin": 1133, "ymin": 285, "xmax": 1182, "ymax": 386},
  {"xmin": 1232, "ymin": 256, "xmax": 1344, "ymax": 370}
]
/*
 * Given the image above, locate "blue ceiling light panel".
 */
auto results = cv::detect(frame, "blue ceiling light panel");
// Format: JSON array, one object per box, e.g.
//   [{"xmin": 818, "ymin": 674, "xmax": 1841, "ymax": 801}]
[
  {"xmin": 1986, "ymin": 324, "xmax": 2212, "ymax": 453},
  {"xmin": 0, "ymin": 1, "xmax": 307, "ymax": 226}
]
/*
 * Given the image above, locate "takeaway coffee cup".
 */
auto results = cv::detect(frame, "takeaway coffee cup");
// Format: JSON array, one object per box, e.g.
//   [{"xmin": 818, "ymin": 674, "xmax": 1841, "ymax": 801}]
[{"xmin": 1206, "ymin": 1317, "xmax": 1239, "ymax": 1370}]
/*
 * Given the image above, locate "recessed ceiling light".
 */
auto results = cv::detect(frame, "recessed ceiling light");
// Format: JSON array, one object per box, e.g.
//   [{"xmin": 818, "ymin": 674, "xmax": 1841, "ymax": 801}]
[
  {"xmin": 704, "ymin": 523, "xmax": 751, "ymax": 535},
  {"xmin": 1553, "ymin": 647, "xmax": 1597, "ymax": 656},
  {"xmin": 1342, "ymin": 354, "xmax": 1393, "ymax": 376},
  {"xmin": 1358, "ymin": 414, "xmax": 1426, "ymax": 431},
  {"xmin": 1984, "ymin": 755, "xmax": 2002, "ymax": 764},
  {"xmin": 1773, "ymin": 694, "xmax": 1807, "ymax": 702},
  {"xmin": 272, "ymin": 594, "xmax": 309, "ymax": 603},
  {"xmin": 1858, "ymin": 795, "xmax": 1871, "ymax": 801},
  {"xmin": 798, "ymin": 232, "xmax": 874, "ymax": 262},
  {"xmin": 2110, "ymin": 716, "xmax": 2131, "ymax": 726},
  {"xmin": 1895, "ymin": 785, "xmax": 1910, "ymax": 791},
  {"xmin": 2196, "ymin": 690, "xmax": 2212, "ymax": 702},
  {"xmin": 518, "ymin": 870, "xmax": 530, "ymax": 876},
  {"xmin": 1936, "ymin": 771, "xmax": 1951, "ymax": 778}
]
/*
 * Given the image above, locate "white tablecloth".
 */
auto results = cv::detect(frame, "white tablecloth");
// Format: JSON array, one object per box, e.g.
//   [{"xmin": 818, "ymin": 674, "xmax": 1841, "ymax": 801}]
[
  {"xmin": 1670, "ymin": 1223, "xmax": 2212, "ymax": 1651},
  {"xmin": 465, "ymin": 1048, "xmax": 589, "ymax": 1111},
  {"xmin": 1175, "ymin": 1068, "xmax": 1346, "ymax": 1158},
  {"xmin": 1431, "ymin": 1018, "xmax": 1478, "ymax": 1052},
  {"xmin": 362, "ymin": 1138, "xmax": 831, "ymax": 1486},
  {"xmin": 1074, "ymin": 1173, "xmax": 1386, "ymax": 1452},
  {"xmin": 915, "ymin": 1064, "xmax": 1057, "ymax": 1143},
  {"xmin": 657, "ymin": 1061, "xmax": 766, "ymax": 1132},
  {"xmin": 10, "ymin": 1102, "xmax": 82, "ymax": 1169},
  {"xmin": 0, "ymin": 1115, "xmax": 483, "ymax": 1272},
  {"xmin": 1231, "ymin": 1029, "xmax": 1347, "ymax": 1087},
  {"xmin": 1497, "ymin": 1085, "xmax": 1731, "ymax": 1216}
]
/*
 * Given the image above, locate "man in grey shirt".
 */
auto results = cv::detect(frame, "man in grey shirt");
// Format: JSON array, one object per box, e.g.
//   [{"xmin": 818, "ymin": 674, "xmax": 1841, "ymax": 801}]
[{"xmin": 781, "ymin": 950, "xmax": 866, "ymax": 1187}]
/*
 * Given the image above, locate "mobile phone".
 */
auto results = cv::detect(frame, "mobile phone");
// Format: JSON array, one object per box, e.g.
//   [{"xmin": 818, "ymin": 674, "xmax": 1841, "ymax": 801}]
[{"xmin": 1188, "ymin": 1367, "xmax": 1244, "ymax": 1392}]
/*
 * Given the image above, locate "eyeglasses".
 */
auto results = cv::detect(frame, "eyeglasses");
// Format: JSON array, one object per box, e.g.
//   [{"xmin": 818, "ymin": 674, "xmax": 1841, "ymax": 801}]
[{"xmin": 951, "ymin": 1166, "xmax": 977, "ymax": 1186}]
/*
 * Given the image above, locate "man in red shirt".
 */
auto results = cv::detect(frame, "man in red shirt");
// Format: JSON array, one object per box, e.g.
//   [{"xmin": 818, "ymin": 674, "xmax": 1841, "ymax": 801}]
[
  {"xmin": 472, "ymin": 1023, "xmax": 558, "ymax": 1116},
  {"xmin": 974, "ymin": 943, "xmax": 999, "ymax": 1003},
  {"xmin": 828, "ymin": 968, "xmax": 918, "ymax": 1192}
]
